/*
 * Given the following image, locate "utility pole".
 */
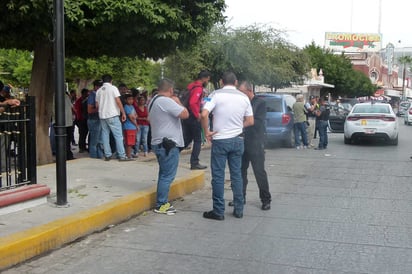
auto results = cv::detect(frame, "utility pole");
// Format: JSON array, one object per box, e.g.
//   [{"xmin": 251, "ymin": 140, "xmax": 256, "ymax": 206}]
[{"xmin": 53, "ymin": 0, "xmax": 68, "ymax": 205}]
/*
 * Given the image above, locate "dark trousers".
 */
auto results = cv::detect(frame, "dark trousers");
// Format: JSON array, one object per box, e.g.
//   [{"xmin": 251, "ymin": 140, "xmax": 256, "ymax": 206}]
[
  {"xmin": 76, "ymin": 119, "xmax": 89, "ymax": 150},
  {"xmin": 183, "ymin": 115, "xmax": 202, "ymax": 166},
  {"xmin": 241, "ymin": 145, "xmax": 271, "ymax": 204}
]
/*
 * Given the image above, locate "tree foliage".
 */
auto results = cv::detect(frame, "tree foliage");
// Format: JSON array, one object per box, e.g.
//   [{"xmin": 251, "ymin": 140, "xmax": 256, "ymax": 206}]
[
  {"xmin": 0, "ymin": 0, "xmax": 226, "ymax": 165},
  {"xmin": 0, "ymin": 48, "xmax": 33, "ymax": 87},
  {"xmin": 164, "ymin": 24, "xmax": 309, "ymax": 89},
  {"xmin": 303, "ymin": 43, "xmax": 376, "ymax": 97},
  {"xmin": 66, "ymin": 56, "xmax": 161, "ymax": 91},
  {"xmin": 0, "ymin": 0, "xmax": 225, "ymax": 58}
]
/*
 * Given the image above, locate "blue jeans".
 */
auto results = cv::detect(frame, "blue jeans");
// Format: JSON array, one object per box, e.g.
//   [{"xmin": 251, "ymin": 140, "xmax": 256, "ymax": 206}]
[
  {"xmin": 318, "ymin": 120, "xmax": 328, "ymax": 148},
  {"xmin": 134, "ymin": 125, "xmax": 149, "ymax": 154},
  {"xmin": 100, "ymin": 116, "xmax": 126, "ymax": 158},
  {"xmin": 153, "ymin": 145, "xmax": 180, "ymax": 207},
  {"xmin": 87, "ymin": 119, "xmax": 103, "ymax": 158},
  {"xmin": 210, "ymin": 136, "xmax": 244, "ymax": 216},
  {"xmin": 294, "ymin": 122, "xmax": 308, "ymax": 147}
]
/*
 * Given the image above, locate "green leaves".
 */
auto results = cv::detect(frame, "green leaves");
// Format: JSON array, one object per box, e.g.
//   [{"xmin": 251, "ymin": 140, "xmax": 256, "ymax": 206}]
[{"xmin": 303, "ymin": 43, "xmax": 376, "ymax": 97}]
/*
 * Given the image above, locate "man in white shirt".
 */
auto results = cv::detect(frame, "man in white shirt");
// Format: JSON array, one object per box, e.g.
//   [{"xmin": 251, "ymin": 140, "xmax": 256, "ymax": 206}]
[
  {"xmin": 201, "ymin": 72, "xmax": 254, "ymax": 220},
  {"xmin": 96, "ymin": 74, "xmax": 131, "ymax": 161}
]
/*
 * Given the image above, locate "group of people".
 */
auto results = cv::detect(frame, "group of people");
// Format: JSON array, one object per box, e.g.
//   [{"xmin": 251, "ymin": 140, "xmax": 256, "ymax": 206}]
[
  {"xmin": 293, "ymin": 94, "xmax": 330, "ymax": 150},
  {"xmin": 150, "ymin": 71, "xmax": 272, "ymax": 219},
  {"xmin": 65, "ymin": 75, "xmax": 151, "ymax": 161}
]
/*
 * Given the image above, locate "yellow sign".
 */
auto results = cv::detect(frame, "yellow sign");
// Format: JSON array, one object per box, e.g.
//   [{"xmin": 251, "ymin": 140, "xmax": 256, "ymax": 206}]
[{"xmin": 325, "ymin": 32, "xmax": 382, "ymax": 52}]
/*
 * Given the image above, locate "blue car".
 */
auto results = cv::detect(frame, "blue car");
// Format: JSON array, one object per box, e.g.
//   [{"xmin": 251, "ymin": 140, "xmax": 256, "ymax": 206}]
[{"xmin": 256, "ymin": 93, "xmax": 296, "ymax": 148}]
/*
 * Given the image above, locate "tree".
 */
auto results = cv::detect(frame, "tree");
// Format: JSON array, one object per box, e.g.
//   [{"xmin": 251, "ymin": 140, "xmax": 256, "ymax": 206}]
[
  {"xmin": 0, "ymin": 0, "xmax": 225, "ymax": 164},
  {"xmin": 304, "ymin": 43, "xmax": 376, "ymax": 97},
  {"xmin": 0, "ymin": 49, "xmax": 33, "ymax": 87},
  {"xmin": 163, "ymin": 24, "xmax": 309, "ymax": 90},
  {"xmin": 65, "ymin": 56, "xmax": 161, "ymax": 92},
  {"xmin": 398, "ymin": 55, "xmax": 412, "ymax": 99}
]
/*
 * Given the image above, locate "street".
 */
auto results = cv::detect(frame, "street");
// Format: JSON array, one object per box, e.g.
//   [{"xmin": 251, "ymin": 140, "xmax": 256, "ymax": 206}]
[{"xmin": 4, "ymin": 120, "xmax": 412, "ymax": 274}]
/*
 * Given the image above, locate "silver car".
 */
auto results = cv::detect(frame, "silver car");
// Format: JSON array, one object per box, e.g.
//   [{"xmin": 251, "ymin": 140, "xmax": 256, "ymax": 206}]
[
  {"xmin": 344, "ymin": 102, "xmax": 398, "ymax": 145},
  {"xmin": 403, "ymin": 105, "xmax": 412, "ymax": 125}
]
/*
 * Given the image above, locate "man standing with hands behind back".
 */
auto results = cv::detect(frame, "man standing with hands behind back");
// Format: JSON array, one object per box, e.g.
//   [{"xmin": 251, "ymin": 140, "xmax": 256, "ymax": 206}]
[
  {"xmin": 235, "ymin": 80, "xmax": 272, "ymax": 210},
  {"xmin": 201, "ymin": 72, "xmax": 254, "ymax": 220}
]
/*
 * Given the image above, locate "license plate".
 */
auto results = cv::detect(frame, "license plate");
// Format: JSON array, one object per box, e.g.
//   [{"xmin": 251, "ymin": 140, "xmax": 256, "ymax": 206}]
[{"xmin": 364, "ymin": 128, "xmax": 376, "ymax": 134}]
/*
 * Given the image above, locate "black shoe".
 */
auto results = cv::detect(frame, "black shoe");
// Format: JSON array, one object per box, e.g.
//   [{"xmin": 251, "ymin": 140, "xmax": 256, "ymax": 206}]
[
  {"xmin": 203, "ymin": 210, "xmax": 224, "ymax": 221},
  {"xmin": 233, "ymin": 211, "xmax": 243, "ymax": 218},
  {"xmin": 191, "ymin": 163, "xmax": 207, "ymax": 170},
  {"xmin": 261, "ymin": 203, "xmax": 271, "ymax": 211},
  {"xmin": 228, "ymin": 199, "xmax": 246, "ymax": 207},
  {"xmin": 104, "ymin": 156, "xmax": 111, "ymax": 161}
]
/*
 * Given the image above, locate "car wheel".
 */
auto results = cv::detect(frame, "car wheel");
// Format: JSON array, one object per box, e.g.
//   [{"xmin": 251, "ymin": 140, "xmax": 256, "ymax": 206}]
[
  {"xmin": 390, "ymin": 136, "xmax": 398, "ymax": 146},
  {"xmin": 344, "ymin": 136, "xmax": 351, "ymax": 144}
]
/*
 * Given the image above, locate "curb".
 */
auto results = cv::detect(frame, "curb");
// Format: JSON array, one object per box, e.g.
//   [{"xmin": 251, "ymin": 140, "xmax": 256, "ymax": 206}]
[
  {"xmin": 0, "ymin": 184, "xmax": 51, "ymax": 208},
  {"xmin": 0, "ymin": 171, "xmax": 205, "ymax": 271}
]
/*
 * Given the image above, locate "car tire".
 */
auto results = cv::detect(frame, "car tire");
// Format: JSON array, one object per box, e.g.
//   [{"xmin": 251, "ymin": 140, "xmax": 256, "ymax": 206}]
[
  {"xmin": 390, "ymin": 136, "xmax": 398, "ymax": 146},
  {"xmin": 344, "ymin": 136, "xmax": 351, "ymax": 144}
]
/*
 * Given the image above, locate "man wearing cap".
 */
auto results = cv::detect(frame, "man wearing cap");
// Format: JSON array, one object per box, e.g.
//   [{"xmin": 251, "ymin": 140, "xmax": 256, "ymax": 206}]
[
  {"xmin": 305, "ymin": 95, "xmax": 318, "ymax": 148},
  {"xmin": 0, "ymin": 85, "xmax": 12, "ymax": 102}
]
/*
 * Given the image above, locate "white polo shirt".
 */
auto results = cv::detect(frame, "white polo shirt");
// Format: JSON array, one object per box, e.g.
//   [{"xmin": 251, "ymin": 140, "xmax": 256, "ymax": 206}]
[{"xmin": 203, "ymin": 86, "xmax": 253, "ymax": 140}]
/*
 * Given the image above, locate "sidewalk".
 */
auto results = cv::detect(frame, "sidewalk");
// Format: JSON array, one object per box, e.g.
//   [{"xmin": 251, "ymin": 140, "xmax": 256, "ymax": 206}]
[{"xmin": 0, "ymin": 146, "xmax": 208, "ymax": 270}]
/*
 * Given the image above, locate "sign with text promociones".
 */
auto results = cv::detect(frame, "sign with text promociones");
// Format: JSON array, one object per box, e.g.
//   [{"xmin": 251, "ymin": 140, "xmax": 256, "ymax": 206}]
[{"xmin": 325, "ymin": 32, "xmax": 382, "ymax": 52}]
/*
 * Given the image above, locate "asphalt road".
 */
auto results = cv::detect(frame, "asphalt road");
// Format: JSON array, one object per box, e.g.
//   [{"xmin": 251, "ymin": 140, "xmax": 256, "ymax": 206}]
[{"xmin": 5, "ymin": 120, "xmax": 412, "ymax": 274}]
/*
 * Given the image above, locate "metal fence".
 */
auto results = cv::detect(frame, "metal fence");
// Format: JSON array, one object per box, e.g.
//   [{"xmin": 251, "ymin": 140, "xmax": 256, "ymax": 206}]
[{"xmin": 0, "ymin": 96, "xmax": 36, "ymax": 191}]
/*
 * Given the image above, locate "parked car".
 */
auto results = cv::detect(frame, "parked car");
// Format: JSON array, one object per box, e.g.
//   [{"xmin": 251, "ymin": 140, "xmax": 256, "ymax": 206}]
[
  {"xmin": 328, "ymin": 100, "xmax": 355, "ymax": 133},
  {"xmin": 256, "ymin": 93, "xmax": 295, "ymax": 147},
  {"xmin": 397, "ymin": 101, "xmax": 410, "ymax": 117},
  {"xmin": 404, "ymin": 105, "xmax": 412, "ymax": 125},
  {"xmin": 344, "ymin": 102, "xmax": 398, "ymax": 145}
]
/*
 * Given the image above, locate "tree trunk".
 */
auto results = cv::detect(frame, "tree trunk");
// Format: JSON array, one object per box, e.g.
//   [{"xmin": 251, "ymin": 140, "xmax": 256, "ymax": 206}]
[{"xmin": 28, "ymin": 41, "xmax": 54, "ymax": 165}]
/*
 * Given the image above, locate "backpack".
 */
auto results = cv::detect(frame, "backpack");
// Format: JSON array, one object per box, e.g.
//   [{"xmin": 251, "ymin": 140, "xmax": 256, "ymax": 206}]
[{"xmin": 180, "ymin": 84, "xmax": 202, "ymax": 109}]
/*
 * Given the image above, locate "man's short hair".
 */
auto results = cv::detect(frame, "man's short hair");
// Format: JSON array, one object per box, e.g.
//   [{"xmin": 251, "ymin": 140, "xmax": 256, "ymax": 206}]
[
  {"xmin": 239, "ymin": 80, "xmax": 253, "ymax": 92},
  {"xmin": 157, "ymin": 78, "xmax": 174, "ymax": 92},
  {"xmin": 221, "ymin": 71, "xmax": 237, "ymax": 86},
  {"xmin": 81, "ymin": 88, "xmax": 89, "ymax": 96},
  {"xmin": 102, "ymin": 74, "xmax": 112, "ymax": 83},
  {"xmin": 124, "ymin": 93, "xmax": 133, "ymax": 100},
  {"xmin": 197, "ymin": 70, "xmax": 211, "ymax": 80},
  {"xmin": 93, "ymin": 79, "xmax": 103, "ymax": 87}
]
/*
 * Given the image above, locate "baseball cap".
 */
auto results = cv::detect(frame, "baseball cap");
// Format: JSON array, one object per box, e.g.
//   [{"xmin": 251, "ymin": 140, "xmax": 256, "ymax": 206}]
[
  {"xmin": 309, "ymin": 95, "xmax": 315, "ymax": 100},
  {"xmin": 2, "ymin": 85, "xmax": 11, "ymax": 93}
]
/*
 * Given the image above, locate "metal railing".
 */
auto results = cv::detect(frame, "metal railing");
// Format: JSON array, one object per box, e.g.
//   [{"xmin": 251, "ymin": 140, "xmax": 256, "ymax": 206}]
[{"xmin": 0, "ymin": 96, "xmax": 36, "ymax": 191}]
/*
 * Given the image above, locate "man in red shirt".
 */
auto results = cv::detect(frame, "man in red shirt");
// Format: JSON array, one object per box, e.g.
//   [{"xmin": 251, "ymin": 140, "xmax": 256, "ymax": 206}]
[{"xmin": 183, "ymin": 70, "xmax": 211, "ymax": 170}]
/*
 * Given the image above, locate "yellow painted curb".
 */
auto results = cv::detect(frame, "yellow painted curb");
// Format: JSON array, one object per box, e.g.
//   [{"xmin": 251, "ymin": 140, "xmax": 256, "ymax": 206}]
[{"xmin": 0, "ymin": 171, "xmax": 204, "ymax": 271}]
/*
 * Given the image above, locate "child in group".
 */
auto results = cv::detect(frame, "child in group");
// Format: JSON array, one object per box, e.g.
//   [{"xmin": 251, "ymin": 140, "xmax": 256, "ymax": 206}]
[{"xmin": 123, "ymin": 93, "xmax": 138, "ymax": 159}]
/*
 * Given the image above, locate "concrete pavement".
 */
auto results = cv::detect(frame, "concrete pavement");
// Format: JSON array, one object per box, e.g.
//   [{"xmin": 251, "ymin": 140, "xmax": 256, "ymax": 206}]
[{"xmin": 0, "ymin": 147, "xmax": 207, "ymax": 270}]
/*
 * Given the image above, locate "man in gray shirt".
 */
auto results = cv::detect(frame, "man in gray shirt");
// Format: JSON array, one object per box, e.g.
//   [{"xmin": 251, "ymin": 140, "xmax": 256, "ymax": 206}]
[{"xmin": 149, "ymin": 78, "xmax": 189, "ymax": 215}]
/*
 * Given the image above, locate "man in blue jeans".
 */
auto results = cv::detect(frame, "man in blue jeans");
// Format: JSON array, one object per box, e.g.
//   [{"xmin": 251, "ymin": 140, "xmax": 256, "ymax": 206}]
[
  {"xmin": 96, "ymin": 74, "xmax": 132, "ymax": 161},
  {"xmin": 201, "ymin": 72, "xmax": 254, "ymax": 220},
  {"xmin": 315, "ymin": 98, "xmax": 330, "ymax": 150},
  {"xmin": 149, "ymin": 78, "xmax": 189, "ymax": 215},
  {"xmin": 87, "ymin": 79, "xmax": 103, "ymax": 158}
]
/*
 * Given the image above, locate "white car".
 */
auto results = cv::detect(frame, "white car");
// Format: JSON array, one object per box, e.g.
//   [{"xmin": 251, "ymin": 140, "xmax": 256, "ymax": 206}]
[
  {"xmin": 404, "ymin": 105, "xmax": 412, "ymax": 125},
  {"xmin": 344, "ymin": 102, "xmax": 398, "ymax": 145}
]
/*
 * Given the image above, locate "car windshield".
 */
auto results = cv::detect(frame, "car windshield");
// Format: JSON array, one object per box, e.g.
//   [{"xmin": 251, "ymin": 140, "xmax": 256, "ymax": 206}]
[
  {"xmin": 262, "ymin": 98, "xmax": 282, "ymax": 112},
  {"xmin": 352, "ymin": 105, "xmax": 390, "ymax": 114}
]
